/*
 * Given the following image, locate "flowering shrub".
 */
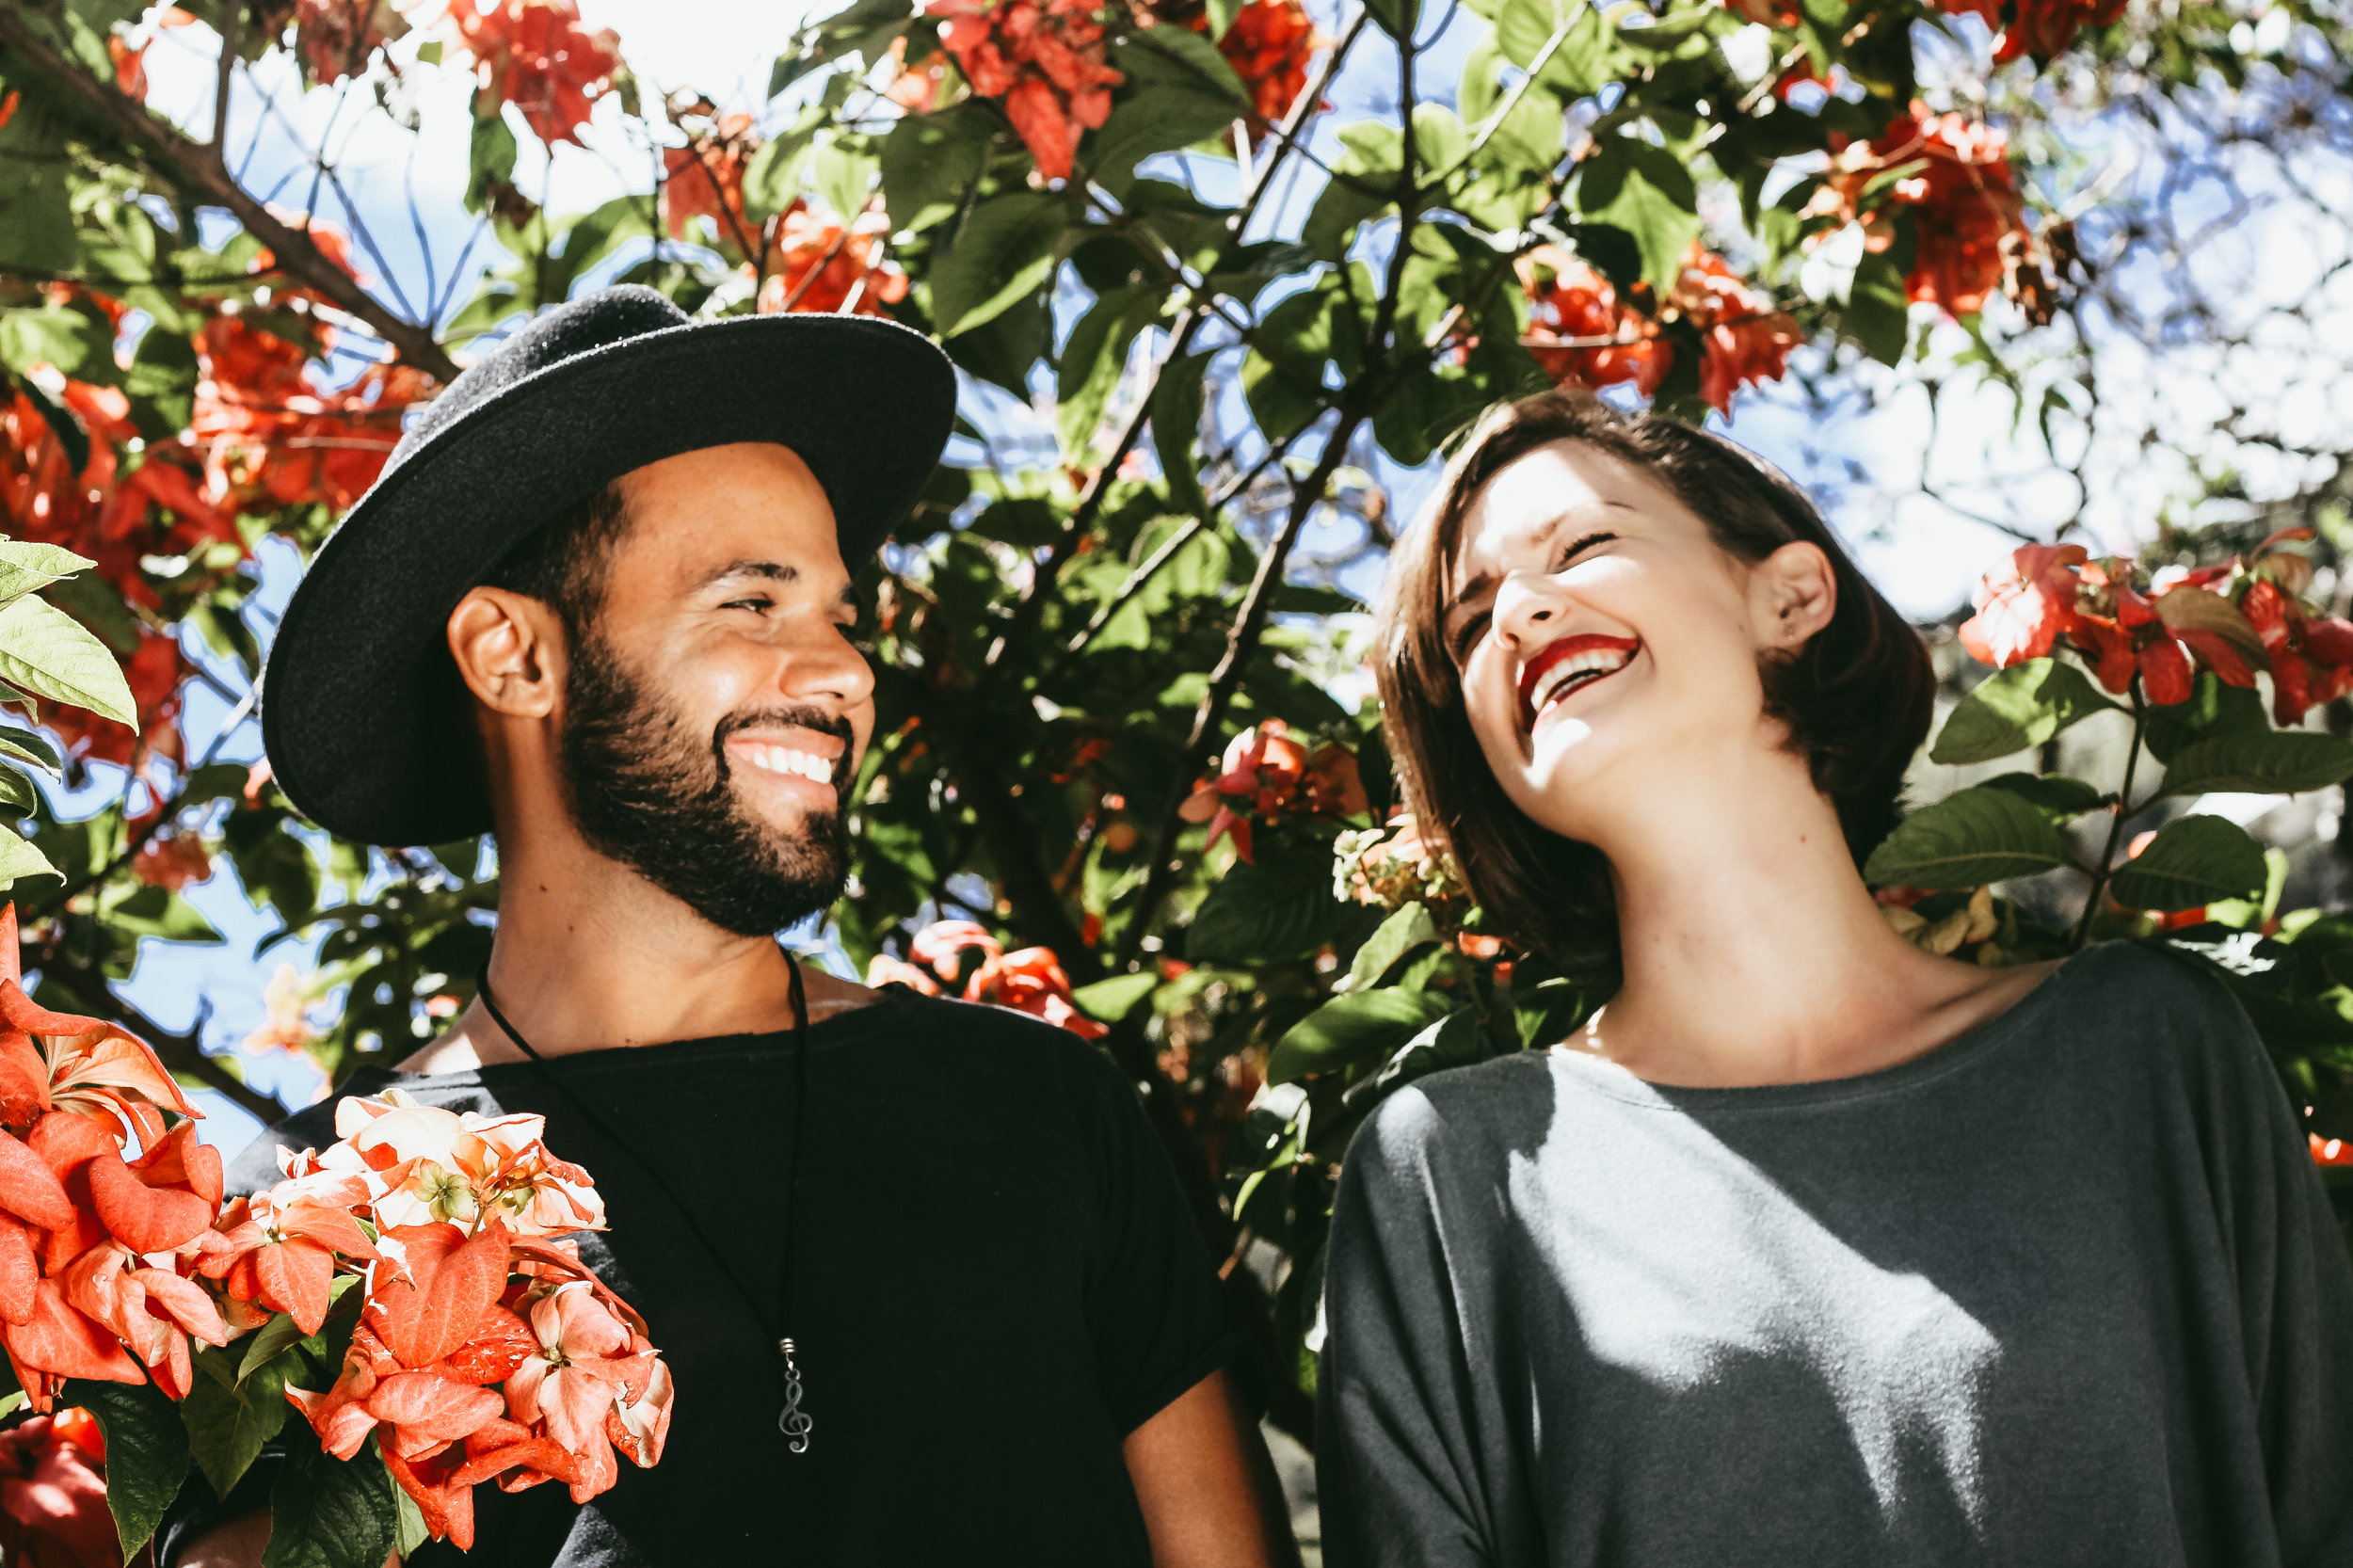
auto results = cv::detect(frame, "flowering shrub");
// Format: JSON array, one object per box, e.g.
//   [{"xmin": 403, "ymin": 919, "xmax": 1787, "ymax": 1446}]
[
  {"xmin": 0, "ymin": 931, "xmax": 669, "ymax": 1562},
  {"xmin": 1177, "ymin": 718, "xmax": 1367, "ymax": 864},
  {"xmin": 1519, "ymin": 244, "xmax": 1802, "ymax": 415},
  {"xmin": 868, "ymin": 919, "xmax": 1108, "ymax": 1037},
  {"xmin": 926, "ymin": 0, "xmax": 1124, "ymax": 181}
]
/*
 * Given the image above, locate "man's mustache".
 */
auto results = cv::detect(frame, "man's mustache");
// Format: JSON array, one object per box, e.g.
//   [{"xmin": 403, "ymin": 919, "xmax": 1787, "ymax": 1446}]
[{"xmin": 710, "ymin": 707, "xmax": 858, "ymax": 788}]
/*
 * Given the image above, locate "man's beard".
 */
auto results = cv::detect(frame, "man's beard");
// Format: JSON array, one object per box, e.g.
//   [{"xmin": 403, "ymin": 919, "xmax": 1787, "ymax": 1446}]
[{"xmin": 554, "ymin": 629, "xmax": 853, "ymax": 937}]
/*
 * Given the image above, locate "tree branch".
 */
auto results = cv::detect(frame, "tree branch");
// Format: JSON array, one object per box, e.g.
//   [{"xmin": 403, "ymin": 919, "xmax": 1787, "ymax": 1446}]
[
  {"xmin": 0, "ymin": 6, "xmax": 459, "ymax": 383},
  {"xmin": 1115, "ymin": 413, "xmax": 1368, "ymax": 968}
]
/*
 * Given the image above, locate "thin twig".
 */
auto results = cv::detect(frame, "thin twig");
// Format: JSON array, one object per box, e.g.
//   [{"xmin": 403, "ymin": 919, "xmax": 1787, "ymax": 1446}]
[{"xmin": 0, "ymin": 8, "xmax": 458, "ymax": 382}]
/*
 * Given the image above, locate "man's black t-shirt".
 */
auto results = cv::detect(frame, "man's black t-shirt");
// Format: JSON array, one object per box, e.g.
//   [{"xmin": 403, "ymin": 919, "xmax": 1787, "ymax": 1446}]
[{"xmin": 216, "ymin": 985, "xmax": 1239, "ymax": 1566}]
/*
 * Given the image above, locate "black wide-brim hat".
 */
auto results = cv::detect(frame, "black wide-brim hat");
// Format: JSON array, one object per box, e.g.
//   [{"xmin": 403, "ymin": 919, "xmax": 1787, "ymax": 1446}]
[{"xmin": 261, "ymin": 286, "xmax": 957, "ymax": 847}]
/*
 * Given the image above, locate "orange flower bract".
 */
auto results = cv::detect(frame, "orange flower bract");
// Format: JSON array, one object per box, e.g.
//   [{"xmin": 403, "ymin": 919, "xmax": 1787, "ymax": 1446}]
[{"xmin": 451, "ymin": 0, "xmax": 625, "ymax": 149}]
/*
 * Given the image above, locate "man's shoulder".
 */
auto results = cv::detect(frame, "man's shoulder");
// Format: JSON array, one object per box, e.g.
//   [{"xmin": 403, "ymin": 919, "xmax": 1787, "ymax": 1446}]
[{"xmin": 856, "ymin": 987, "xmax": 1130, "ymax": 1094}]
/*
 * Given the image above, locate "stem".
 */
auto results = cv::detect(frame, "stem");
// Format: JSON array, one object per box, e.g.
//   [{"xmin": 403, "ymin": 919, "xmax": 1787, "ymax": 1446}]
[
  {"xmin": 989, "ymin": 10, "xmax": 1373, "ymax": 663},
  {"xmin": 0, "ymin": 7, "xmax": 459, "ymax": 383},
  {"xmin": 210, "ymin": 0, "xmax": 238, "ymax": 150},
  {"xmin": 2071, "ymin": 686, "xmax": 2149, "ymax": 950},
  {"xmin": 1114, "ymin": 414, "xmax": 1367, "ymax": 968}
]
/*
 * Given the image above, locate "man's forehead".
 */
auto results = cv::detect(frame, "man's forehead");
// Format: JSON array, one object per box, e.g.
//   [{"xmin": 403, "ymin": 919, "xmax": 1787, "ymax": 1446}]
[{"xmin": 609, "ymin": 441, "xmax": 851, "ymax": 585}]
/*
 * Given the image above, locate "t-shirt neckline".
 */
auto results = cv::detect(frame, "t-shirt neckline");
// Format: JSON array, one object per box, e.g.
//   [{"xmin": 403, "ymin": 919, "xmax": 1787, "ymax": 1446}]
[
  {"xmin": 373, "ymin": 981, "xmax": 936, "ymax": 1091},
  {"xmin": 1544, "ymin": 944, "xmax": 2095, "ymax": 1113}
]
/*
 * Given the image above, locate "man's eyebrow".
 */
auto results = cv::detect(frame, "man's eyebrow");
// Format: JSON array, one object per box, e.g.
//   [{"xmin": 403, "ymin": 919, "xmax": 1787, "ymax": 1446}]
[{"xmin": 699, "ymin": 559, "xmax": 798, "ymax": 587}]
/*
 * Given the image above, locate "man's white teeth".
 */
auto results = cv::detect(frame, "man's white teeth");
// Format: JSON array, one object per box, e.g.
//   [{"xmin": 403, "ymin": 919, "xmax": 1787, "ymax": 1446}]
[
  {"xmin": 1533, "ymin": 647, "xmax": 1632, "ymax": 712},
  {"xmin": 744, "ymin": 745, "xmax": 835, "ymax": 784}
]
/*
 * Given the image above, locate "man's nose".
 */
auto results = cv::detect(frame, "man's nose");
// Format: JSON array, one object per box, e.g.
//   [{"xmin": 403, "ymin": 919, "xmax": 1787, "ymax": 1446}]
[{"xmin": 779, "ymin": 622, "xmax": 874, "ymax": 712}]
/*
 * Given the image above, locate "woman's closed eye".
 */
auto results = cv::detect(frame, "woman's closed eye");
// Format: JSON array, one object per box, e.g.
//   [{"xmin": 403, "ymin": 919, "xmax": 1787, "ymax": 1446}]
[{"xmin": 1552, "ymin": 529, "xmax": 1618, "ymax": 570}]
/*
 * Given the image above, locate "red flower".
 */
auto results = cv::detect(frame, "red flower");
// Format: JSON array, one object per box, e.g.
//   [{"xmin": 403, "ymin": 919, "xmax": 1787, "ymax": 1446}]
[
  {"xmin": 1669, "ymin": 250, "xmax": 1802, "ymax": 414},
  {"xmin": 1818, "ymin": 104, "xmax": 2027, "ymax": 317},
  {"xmin": 661, "ymin": 114, "xmax": 759, "ymax": 244},
  {"xmin": 1518, "ymin": 247, "xmax": 1673, "ymax": 397},
  {"xmin": 298, "ymin": 0, "xmax": 408, "ymax": 85},
  {"xmin": 1197, "ymin": 0, "xmax": 1323, "ymax": 127},
  {"xmin": 1959, "ymin": 544, "xmax": 2271, "ymax": 704},
  {"xmin": 0, "ymin": 1411, "xmax": 115, "ymax": 1568},
  {"xmin": 451, "ymin": 0, "xmax": 625, "ymax": 150},
  {"xmin": 964, "ymin": 947, "xmax": 1107, "ymax": 1039},
  {"xmin": 927, "ymin": 0, "xmax": 1124, "ymax": 182},
  {"xmin": 756, "ymin": 202, "xmax": 909, "ymax": 317},
  {"xmin": 1960, "ymin": 543, "xmax": 2087, "ymax": 666}
]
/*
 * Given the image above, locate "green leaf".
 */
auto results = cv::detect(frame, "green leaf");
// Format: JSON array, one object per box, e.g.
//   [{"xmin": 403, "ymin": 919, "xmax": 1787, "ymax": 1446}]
[
  {"xmin": 0, "ymin": 727, "xmax": 60, "ymax": 776},
  {"xmin": 1345, "ymin": 902, "xmax": 1441, "ymax": 992},
  {"xmin": 1839, "ymin": 218, "xmax": 1913, "ymax": 366},
  {"xmin": 1345, "ymin": 1005, "xmax": 1496, "ymax": 1108},
  {"xmin": 239, "ymin": 1311, "xmax": 311, "ymax": 1384},
  {"xmin": 182, "ymin": 1343, "xmax": 293, "ymax": 1499},
  {"xmin": 1113, "ymin": 24, "xmax": 1253, "ymax": 104},
  {"xmin": 1863, "ymin": 786, "xmax": 2077, "ymax": 889},
  {"xmin": 1575, "ymin": 138, "xmax": 1700, "ymax": 293},
  {"xmin": 1977, "ymin": 772, "xmax": 2105, "ymax": 824},
  {"xmin": 1072, "ymin": 971, "xmax": 1157, "ymax": 1022},
  {"xmin": 264, "ymin": 1428, "xmax": 397, "ymax": 1568},
  {"xmin": 0, "ymin": 763, "xmax": 36, "ymax": 816},
  {"xmin": 2144, "ymin": 670, "xmax": 2269, "ymax": 762},
  {"xmin": 928, "ymin": 193, "xmax": 1067, "ymax": 339},
  {"xmin": 43, "ymin": 568, "xmax": 145, "ymax": 657},
  {"xmin": 1056, "ymin": 283, "xmax": 1160, "ymax": 459},
  {"xmin": 0, "ymin": 306, "xmax": 107, "ymax": 382},
  {"xmin": 392, "ymin": 1482, "xmax": 430, "ymax": 1560},
  {"xmin": 0, "ymin": 593, "xmax": 136, "ymax": 724},
  {"xmin": 1929, "ymin": 657, "xmax": 2121, "ymax": 764},
  {"xmin": 97, "ymin": 882, "xmax": 225, "ymax": 943},
  {"xmin": 465, "ymin": 110, "xmax": 519, "ymax": 213},
  {"xmin": 0, "ymin": 829, "xmax": 59, "ymax": 888},
  {"xmin": 810, "ymin": 135, "xmax": 880, "ymax": 224},
  {"xmin": 1152, "ymin": 351, "xmax": 1211, "ymax": 519},
  {"xmin": 2108, "ymin": 815, "xmax": 2268, "ymax": 912},
  {"xmin": 1515, "ymin": 975, "xmax": 1597, "ymax": 1048},
  {"xmin": 1364, "ymin": 0, "xmax": 1418, "ymax": 40},
  {"xmin": 1186, "ymin": 845, "xmax": 1360, "ymax": 964},
  {"xmin": 68, "ymin": 1377, "xmax": 191, "ymax": 1561},
  {"xmin": 1090, "ymin": 84, "xmax": 1243, "ymax": 194},
  {"xmin": 1269, "ymin": 989, "xmax": 1452, "ymax": 1084},
  {"xmin": 2156, "ymin": 730, "xmax": 2353, "ymax": 799},
  {"xmin": 879, "ymin": 103, "xmax": 992, "ymax": 233}
]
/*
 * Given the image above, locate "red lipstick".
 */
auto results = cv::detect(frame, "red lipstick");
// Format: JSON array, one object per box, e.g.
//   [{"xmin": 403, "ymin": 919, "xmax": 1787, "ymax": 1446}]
[{"xmin": 1517, "ymin": 634, "xmax": 1641, "ymax": 730}]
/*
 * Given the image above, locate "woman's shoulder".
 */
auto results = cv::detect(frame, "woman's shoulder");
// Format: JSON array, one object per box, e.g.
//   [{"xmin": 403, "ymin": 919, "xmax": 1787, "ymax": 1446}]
[{"xmin": 1353, "ymin": 1051, "xmax": 1573, "ymax": 1180}]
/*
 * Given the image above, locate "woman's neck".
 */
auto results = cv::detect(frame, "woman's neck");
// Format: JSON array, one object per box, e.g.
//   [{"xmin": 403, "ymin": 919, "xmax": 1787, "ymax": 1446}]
[{"xmin": 1567, "ymin": 751, "xmax": 2051, "ymax": 1087}]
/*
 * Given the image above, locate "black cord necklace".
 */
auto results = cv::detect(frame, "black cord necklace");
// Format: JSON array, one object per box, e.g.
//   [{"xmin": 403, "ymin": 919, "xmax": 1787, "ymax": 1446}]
[{"xmin": 474, "ymin": 955, "xmax": 816, "ymax": 1453}]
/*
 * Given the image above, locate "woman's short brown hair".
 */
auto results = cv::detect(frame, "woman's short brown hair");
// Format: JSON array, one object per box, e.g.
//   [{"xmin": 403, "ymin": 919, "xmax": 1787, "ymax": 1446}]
[{"xmin": 1373, "ymin": 389, "xmax": 1934, "ymax": 975}]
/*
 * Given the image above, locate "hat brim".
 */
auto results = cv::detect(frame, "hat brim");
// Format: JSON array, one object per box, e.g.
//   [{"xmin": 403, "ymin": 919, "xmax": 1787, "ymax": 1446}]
[{"xmin": 260, "ymin": 311, "xmax": 955, "ymax": 847}]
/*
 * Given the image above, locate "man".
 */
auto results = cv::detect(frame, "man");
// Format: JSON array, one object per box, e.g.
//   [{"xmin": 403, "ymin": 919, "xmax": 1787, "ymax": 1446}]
[{"xmin": 164, "ymin": 288, "xmax": 1297, "ymax": 1566}]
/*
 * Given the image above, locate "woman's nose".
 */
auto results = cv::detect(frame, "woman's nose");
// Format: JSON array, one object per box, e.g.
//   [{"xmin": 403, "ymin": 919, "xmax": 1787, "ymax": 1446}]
[{"xmin": 1490, "ymin": 571, "xmax": 1563, "ymax": 658}]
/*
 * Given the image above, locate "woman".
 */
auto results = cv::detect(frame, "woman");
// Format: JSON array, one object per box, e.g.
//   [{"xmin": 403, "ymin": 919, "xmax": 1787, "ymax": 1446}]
[{"xmin": 1317, "ymin": 390, "xmax": 2353, "ymax": 1566}]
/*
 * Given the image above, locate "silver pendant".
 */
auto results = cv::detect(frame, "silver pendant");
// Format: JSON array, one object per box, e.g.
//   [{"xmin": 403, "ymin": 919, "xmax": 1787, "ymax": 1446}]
[{"xmin": 777, "ymin": 1336, "xmax": 812, "ymax": 1454}]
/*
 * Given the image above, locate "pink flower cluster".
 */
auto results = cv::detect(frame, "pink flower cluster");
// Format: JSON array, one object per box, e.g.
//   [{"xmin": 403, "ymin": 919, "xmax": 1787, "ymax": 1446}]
[{"xmin": 212, "ymin": 1094, "xmax": 665, "ymax": 1550}]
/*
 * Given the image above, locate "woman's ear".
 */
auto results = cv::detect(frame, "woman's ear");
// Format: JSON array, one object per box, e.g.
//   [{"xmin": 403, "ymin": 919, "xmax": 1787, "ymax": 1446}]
[
  {"xmin": 1751, "ymin": 541, "xmax": 1837, "ymax": 653},
  {"xmin": 447, "ymin": 587, "xmax": 565, "ymax": 718}
]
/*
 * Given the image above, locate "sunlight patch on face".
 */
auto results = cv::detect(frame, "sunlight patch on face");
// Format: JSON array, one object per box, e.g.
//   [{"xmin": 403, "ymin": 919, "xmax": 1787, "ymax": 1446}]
[{"xmin": 1507, "ymin": 1055, "xmax": 1997, "ymax": 1531}]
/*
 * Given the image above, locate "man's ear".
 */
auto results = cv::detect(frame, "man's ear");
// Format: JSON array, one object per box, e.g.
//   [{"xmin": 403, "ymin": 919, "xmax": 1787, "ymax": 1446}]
[
  {"xmin": 1752, "ymin": 541, "xmax": 1837, "ymax": 653},
  {"xmin": 447, "ymin": 587, "xmax": 565, "ymax": 718}
]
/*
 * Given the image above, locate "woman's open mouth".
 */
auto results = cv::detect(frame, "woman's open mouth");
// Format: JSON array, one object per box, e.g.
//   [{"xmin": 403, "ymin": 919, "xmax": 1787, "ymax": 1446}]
[{"xmin": 1517, "ymin": 634, "xmax": 1641, "ymax": 731}]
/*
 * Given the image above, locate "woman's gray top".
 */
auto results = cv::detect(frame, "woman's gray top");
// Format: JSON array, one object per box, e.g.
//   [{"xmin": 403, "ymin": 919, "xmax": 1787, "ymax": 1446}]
[{"xmin": 1317, "ymin": 940, "xmax": 2353, "ymax": 1567}]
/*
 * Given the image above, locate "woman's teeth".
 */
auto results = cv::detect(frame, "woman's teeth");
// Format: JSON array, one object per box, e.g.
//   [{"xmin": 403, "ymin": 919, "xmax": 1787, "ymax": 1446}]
[
  {"xmin": 1531, "ymin": 647, "xmax": 1633, "ymax": 714},
  {"xmin": 742, "ymin": 745, "xmax": 836, "ymax": 784}
]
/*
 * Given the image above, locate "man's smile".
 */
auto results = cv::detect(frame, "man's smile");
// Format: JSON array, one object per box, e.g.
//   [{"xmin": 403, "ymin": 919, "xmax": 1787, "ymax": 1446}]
[{"xmin": 724, "ymin": 726, "xmax": 846, "ymax": 800}]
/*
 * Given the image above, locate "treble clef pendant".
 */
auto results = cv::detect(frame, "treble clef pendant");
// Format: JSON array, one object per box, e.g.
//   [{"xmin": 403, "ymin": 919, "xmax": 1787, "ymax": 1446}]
[{"xmin": 777, "ymin": 1336, "xmax": 813, "ymax": 1454}]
